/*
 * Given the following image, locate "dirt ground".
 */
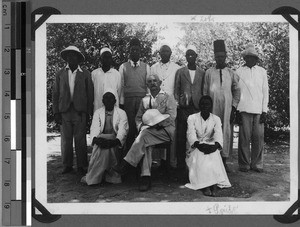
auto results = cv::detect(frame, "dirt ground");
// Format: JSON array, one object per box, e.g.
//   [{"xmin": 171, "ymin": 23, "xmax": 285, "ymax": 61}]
[{"xmin": 47, "ymin": 133, "xmax": 290, "ymax": 203}]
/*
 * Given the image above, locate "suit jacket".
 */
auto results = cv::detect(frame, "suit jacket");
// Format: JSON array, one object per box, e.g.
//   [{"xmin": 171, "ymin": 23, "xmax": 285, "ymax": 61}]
[
  {"xmin": 135, "ymin": 90, "xmax": 177, "ymax": 138},
  {"xmin": 52, "ymin": 67, "xmax": 94, "ymax": 115},
  {"xmin": 89, "ymin": 106, "xmax": 129, "ymax": 146},
  {"xmin": 174, "ymin": 66, "xmax": 205, "ymax": 110}
]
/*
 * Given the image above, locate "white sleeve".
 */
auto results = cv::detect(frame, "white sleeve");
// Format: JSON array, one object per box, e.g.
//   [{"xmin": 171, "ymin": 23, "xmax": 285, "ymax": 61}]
[
  {"xmin": 213, "ymin": 116, "xmax": 223, "ymax": 148},
  {"xmin": 186, "ymin": 115, "xmax": 198, "ymax": 147},
  {"xmin": 119, "ymin": 64, "xmax": 125, "ymax": 105},
  {"xmin": 262, "ymin": 68, "xmax": 269, "ymax": 113},
  {"xmin": 116, "ymin": 109, "xmax": 129, "ymax": 146}
]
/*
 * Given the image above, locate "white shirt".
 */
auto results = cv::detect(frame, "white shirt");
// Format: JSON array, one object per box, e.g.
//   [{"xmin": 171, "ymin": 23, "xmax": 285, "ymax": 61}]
[
  {"xmin": 142, "ymin": 89, "xmax": 166, "ymax": 109},
  {"xmin": 91, "ymin": 67, "xmax": 121, "ymax": 112},
  {"xmin": 236, "ymin": 65, "xmax": 269, "ymax": 114},
  {"xmin": 119, "ymin": 60, "xmax": 151, "ymax": 104},
  {"xmin": 150, "ymin": 61, "xmax": 181, "ymax": 95},
  {"xmin": 189, "ymin": 69, "xmax": 196, "ymax": 84},
  {"xmin": 66, "ymin": 64, "xmax": 83, "ymax": 101}
]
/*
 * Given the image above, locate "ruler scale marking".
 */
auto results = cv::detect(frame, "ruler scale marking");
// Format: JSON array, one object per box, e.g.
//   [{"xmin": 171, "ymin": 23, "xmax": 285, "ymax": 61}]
[{"xmin": 2, "ymin": 2, "xmax": 12, "ymax": 225}]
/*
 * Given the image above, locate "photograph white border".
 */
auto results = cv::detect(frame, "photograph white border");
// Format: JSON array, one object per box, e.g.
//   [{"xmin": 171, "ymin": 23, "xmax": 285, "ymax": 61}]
[{"xmin": 35, "ymin": 15, "xmax": 298, "ymax": 215}]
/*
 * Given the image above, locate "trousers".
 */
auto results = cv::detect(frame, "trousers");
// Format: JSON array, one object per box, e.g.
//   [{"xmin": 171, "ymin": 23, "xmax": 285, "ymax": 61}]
[
  {"xmin": 123, "ymin": 96, "xmax": 143, "ymax": 155},
  {"xmin": 61, "ymin": 105, "xmax": 88, "ymax": 168},
  {"xmin": 124, "ymin": 127, "xmax": 172, "ymax": 176},
  {"xmin": 176, "ymin": 106, "xmax": 197, "ymax": 169},
  {"xmin": 238, "ymin": 112, "xmax": 264, "ymax": 169}
]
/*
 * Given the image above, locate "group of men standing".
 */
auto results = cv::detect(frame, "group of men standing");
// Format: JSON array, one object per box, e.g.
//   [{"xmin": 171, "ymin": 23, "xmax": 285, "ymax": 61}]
[{"xmin": 52, "ymin": 37, "xmax": 269, "ymax": 191}]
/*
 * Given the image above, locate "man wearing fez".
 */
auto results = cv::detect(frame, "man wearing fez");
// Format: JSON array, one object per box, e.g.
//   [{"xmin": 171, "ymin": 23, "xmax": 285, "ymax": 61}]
[
  {"xmin": 203, "ymin": 40, "xmax": 240, "ymax": 172},
  {"xmin": 174, "ymin": 45, "xmax": 205, "ymax": 171},
  {"xmin": 119, "ymin": 38, "xmax": 150, "ymax": 153},
  {"xmin": 236, "ymin": 44, "xmax": 269, "ymax": 173},
  {"xmin": 91, "ymin": 47, "xmax": 121, "ymax": 113},
  {"xmin": 114, "ymin": 74, "xmax": 177, "ymax": 191},
  {"xmin": 81, "ymin": 91, "xmax": 128, "ymax": 185},
  {"xmin": 150, "ymin": 44, "xmax": 181, "ymax": 168},
  {"xmin": 52, "ymin": 46, "xmax": 94, "ymax": 174}
]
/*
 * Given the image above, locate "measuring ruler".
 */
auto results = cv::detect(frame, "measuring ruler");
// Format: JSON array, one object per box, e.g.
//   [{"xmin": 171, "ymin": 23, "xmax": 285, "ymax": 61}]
[{"xmin": 2, "ymin": 1, "xmax": 28, "ymax": 226}]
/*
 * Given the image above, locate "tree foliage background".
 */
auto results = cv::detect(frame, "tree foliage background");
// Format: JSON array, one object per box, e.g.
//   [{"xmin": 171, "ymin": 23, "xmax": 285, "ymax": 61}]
[
  {"xmin": 47, "ymin": 23, "xmax": 160, "ymax": 130},
  {"xmin": 47, "ymin": 21, "xmax": 289, "ymax": 139}
]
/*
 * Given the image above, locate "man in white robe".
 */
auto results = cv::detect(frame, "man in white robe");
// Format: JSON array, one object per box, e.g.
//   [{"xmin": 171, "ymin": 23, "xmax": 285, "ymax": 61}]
[
  {"xmin": 91, "ymin": 47, "xmax": 121, "ymax": 112},
  {"xmin": 203, "ymin": 40, "xmax": 240, "ymax": 172},
  {"xmin": 186, "ymin": 95, "xmax": 231, "ymax": 196}
]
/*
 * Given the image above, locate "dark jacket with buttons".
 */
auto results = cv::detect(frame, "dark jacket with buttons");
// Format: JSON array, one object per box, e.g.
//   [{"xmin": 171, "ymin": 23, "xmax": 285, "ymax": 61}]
[{"xmin": 52, "ymin": 67, "xmax": 94, "ymax": 115}]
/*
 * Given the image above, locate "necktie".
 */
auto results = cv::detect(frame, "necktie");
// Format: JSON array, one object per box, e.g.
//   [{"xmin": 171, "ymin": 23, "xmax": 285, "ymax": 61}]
[
  {"xmin": 134, "ymin": 62, "xmax": 137, "ymax": 67},
  {"xmin": 219, "ymin": 69, "xmax": 222, "ymax": 86},
  {"xmin": 149, "ymin": 96, "xmax": 152, "ymax": 109}
]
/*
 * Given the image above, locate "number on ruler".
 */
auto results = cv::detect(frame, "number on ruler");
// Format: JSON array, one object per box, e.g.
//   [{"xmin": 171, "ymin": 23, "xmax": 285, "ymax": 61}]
[
  {"xmin": 4, "ymin": 158, "xmax": 10, "ymax": 164},
  {"xmin": 4, "ymin": 182, "xmax": 10, "ymax": 187},
  {"xmin": 4, "ymin": 91, "xmax": 10, "ymax": 97},
  {"xmin": 4, "ymin": 70, "xmax": 10, "ymax": 75},
  {"xmin": 4, "ymin": 47, "xmax": 10, "ymax": 52},
  {"xmin": 2, "ymin": 4, "xmax": 8, "ymax": 16},
  {"xmin": 4, "ymin": 113, "xmax": 10, "ymax": 120},
  {"xmin": 4, "ymin": 114, "xmax": 10, "ymax": 119},
  {"xmin": 4, "ymin": 203, "xmax": 10, "ymax": 209},
  {"xmin": 4, "ymin": 136, "xmax": 10, "ymax": 142}
]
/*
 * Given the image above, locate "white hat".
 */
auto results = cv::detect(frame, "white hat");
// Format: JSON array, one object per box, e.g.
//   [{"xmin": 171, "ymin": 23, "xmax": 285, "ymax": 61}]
[
  {"xmin": 60, "ymin": 46, "xmax": 85, "ymax": 62},
  {"xmin": 241, "ymin": 43, "xmax": 259, "ymax": 58},
  {"xmin": 103, "ymin": 88, "xmax": 116, "ymax": 97},
  {"xmin": 142, "ymin": 109, "xmax": 170, "ymax": 127},
  {"xmin": 100, "ymin": 47, "xmax": 112, "ymax": 56},
  {"xmin": 186, "ymin": 44, "xmax": 197, "ymax": 53}
]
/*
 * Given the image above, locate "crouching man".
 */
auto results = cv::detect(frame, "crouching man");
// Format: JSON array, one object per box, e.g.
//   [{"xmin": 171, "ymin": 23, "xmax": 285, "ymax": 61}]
[
  {"xmin": 81, "ymin": 91, "xmax": 128, "ymax": 185},
  {"xmin": 113, "ymin": 74, "xmax": 177, "ymax": 191}
]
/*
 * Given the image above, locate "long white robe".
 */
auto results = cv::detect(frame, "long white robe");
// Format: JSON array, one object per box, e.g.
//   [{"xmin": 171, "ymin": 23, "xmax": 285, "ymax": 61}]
[
  {"xmin": 203, "ymin": 67, "xmax": 240, "ymax": 157},
  {"xmin": 185, "ymin": 113, "xmax": 231, "ymax": 190}
]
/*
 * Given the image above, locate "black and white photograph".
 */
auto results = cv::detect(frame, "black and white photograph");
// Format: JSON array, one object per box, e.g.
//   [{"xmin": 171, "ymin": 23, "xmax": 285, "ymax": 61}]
[{"xmin": 35, "ymin": 15, "xmax": 298, "ymax": 215}]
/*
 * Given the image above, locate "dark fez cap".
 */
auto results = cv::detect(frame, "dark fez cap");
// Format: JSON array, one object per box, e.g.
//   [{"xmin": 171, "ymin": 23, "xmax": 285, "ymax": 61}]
[{"xmin": 213, "ymin": 40, "xmax": 226, "ymax": 53}]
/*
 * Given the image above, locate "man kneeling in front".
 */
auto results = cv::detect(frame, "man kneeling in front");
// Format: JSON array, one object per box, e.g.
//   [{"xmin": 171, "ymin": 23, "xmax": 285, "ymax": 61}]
[{"xmin": 113, "ymin": 74, "xmax": 177, "ymax": 191}]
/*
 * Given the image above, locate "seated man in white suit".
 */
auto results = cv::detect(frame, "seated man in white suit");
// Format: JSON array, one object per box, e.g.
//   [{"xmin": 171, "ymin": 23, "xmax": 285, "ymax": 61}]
[
  {"xmin": 113, "ymin": 74, "xmax": 177, "ymax": 191},
  {"xmin": 81, "ymin": 91, "xmax": 128, "ymax": 185}
]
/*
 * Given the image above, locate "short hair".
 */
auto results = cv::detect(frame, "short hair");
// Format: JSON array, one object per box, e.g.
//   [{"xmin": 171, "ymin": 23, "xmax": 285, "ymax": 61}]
[
  {"xmin": 103, "ymin": 91, "xmax": 116, "ymax": 100},
  {"xmin": 199, "ymin": 95, "xmax": 213, "ymax": 108},
  {"xmin": 146, "ymin": 74, "xmax": 161, "ymax": 82},
  {"xmin": 159, "ymin": 45, "xmax": 171, "ymax": 52}
]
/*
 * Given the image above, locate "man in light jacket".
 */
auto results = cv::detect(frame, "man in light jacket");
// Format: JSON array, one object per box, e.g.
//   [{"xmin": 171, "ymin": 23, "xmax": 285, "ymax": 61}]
[
  {"xmin": 81, "ymin": 91, "xmax": 128, "ymax": 185},
  {"xmin": 236, "ymin": 44, "xmax": 269, "ymax": 173}
]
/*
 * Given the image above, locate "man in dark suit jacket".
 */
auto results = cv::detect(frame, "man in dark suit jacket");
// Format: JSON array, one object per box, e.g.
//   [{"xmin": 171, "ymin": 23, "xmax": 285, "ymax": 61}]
[
  {"xmin": 52, "ymin": 46, "xmax": 94, "ymax": 174},
  {"xmin": 174, "ymin": 45, "xmax": 205, "ymax": 171}
]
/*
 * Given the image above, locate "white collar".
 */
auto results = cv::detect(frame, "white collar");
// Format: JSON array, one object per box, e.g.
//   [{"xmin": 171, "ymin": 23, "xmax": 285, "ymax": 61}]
[
  {"xmin": 65, "ymin": 64, "xmax": 83, "ymax": 72},
  {"xmin": 200, "ymin": 112, "xmax": 212, "ymax": 121},
  {"xmin": 146, "ymin": 89, "xmax": 166, "ymax": 99},
  {"xmin": 129, "ymin": 59, "xmax": 140, "ymax": 67},
  {"xmin": 160, "ymin": 61, "xmax": 170, "ymax": 67},
  {"xmin": 100, "ymin": 67, "xmax": 113, "ymax": 73}
]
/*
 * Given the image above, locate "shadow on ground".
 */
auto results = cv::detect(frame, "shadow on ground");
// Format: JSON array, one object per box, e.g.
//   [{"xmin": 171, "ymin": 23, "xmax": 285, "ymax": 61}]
[{"xmin": 47, "ymin": 139, "xmax": 290, "ymax": 203}]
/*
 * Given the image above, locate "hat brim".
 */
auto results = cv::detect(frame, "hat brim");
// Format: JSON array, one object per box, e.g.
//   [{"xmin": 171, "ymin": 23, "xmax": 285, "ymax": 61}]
[
  {"xmin": 147, "ymin": 114, "xmax": 170, "ymax": 126},
  {"xmin": 61, "ymin": 50, "xmax": 85, "ymax": 63},
  {"xmin": 241, "ymin": 51, "xmax": 259, "ymax": 59}
]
